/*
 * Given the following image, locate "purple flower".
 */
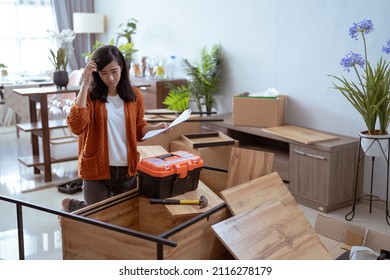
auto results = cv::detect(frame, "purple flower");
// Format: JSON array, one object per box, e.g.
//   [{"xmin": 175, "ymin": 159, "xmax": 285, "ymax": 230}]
[
  {"xmin": 340, "ymin": 52, "xmax": 365, "ymax": 72},
  {"xmin": 349, "ymin": 19, "xmax": 374, "ymax": 39},
  {"xmin": 383, "ymin": 39, "xmax": 390, "ymax": 55}
]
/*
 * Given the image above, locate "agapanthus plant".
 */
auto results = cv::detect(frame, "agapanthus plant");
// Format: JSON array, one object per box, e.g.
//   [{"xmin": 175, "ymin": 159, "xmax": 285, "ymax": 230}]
[{"xmin": 330, "ymin": 19, "xmax": 390, "ymax": 135}]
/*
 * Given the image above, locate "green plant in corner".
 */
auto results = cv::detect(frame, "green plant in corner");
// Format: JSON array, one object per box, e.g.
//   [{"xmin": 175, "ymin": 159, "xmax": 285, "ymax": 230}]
[
  {"xmin": 329, "ymin": 19, "xmax": 390, "ymax": 135},
  {"xmin": 163, "ymin": 44, "xmax": 223, "ymax": 115}
]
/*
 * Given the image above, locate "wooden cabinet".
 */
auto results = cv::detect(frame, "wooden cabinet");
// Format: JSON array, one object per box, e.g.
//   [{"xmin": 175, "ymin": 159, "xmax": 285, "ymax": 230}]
[
  {"xmin": 202, "ymin": 114, "xmax": 363, "ymax": 212},
  {"xmin": 131, "ymin": 77, "xmax": 186, "ymax": 109}
]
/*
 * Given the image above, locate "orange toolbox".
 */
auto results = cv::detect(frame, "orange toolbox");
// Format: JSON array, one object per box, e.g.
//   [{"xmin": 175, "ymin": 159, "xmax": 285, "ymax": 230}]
[{"xmin": 137, "ymin": 151, "xmax": 204, "ymax": 198}]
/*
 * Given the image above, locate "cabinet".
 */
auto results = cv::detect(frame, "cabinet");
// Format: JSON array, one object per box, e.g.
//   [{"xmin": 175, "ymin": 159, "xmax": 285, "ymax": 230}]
[
  {"xmin": 202, "ymin": 114, "xmax": 363, "ymax": 212},
  {"xmin": 131, "ymin": 77, "xmax": 186, "ymax": 109}
]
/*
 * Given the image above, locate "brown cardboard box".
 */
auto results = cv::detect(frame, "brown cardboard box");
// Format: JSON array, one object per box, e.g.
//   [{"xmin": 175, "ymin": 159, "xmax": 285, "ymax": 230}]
[
  {"xmin": 313, "ymin": 214, "xmax": 390, "ymax": 259},
  {"xmin": 233, "ymin": 94, "xmax": 286, "ymax": 127},
  {"xmin": 314, "ymin": 214, "xmax": 366, "ymax": 258}
]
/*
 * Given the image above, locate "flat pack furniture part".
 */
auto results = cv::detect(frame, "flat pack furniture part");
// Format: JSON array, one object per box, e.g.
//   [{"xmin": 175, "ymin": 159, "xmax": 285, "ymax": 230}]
[{"xmin": 212, "ymin": 173, "xmax": 332, "ymax": 260}]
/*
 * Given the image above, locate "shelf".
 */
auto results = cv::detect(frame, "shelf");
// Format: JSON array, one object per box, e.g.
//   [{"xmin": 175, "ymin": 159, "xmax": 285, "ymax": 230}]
[
  {"xmin": 16, "ymin": 119, "xmax": 67, "ymax": 132},
  {"xmin": 202, "ymin": 114, "xmax": 362, "ymax": 212},
  {"xmin": 18, "ymin": 155, "xmax": 77, "ymax": 167}
]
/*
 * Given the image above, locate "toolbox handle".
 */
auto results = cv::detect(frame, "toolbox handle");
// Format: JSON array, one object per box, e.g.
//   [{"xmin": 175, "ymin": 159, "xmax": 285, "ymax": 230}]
[{"xmin": 156, "ymin": 153, "xmax": 175, "ymax": 159}]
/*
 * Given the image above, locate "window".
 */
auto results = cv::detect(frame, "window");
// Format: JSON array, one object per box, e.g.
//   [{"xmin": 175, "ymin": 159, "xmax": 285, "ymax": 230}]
[{"xmin": 0, "ymin": 0, "xmax": 56, "ymax": 77}]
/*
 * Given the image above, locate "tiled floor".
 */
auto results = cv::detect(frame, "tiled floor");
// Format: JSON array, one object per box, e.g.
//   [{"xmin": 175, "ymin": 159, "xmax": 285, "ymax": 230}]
[{"xmin": 0, "ymin": 125, "xmax": 389, "ymax": 260}]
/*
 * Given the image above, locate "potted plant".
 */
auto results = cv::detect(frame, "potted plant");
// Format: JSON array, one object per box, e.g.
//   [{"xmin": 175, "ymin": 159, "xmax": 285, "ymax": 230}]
[
  {"xmin": 48, "ymin": 29, "xmax": 76, "ymax": 89},
  {"xmin": 83, "ymin": 19, "xmax": 138, "ymax": 68},
  {"xmin": 329, "ymin": 19, "xmax": 390, "ymax": 157},
  {"xmin": 163, "ymin": 43, "xmax": 223, "ymax": 116},
  {"xmin": 0, "ymin": 63, "xmax": 8, "ymax": 80}
]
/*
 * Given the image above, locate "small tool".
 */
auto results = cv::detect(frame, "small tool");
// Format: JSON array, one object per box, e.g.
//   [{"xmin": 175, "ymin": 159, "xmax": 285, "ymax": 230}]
[{"xmin": 149, "ymin": 195, "xmax": 208, "ymax": 209}]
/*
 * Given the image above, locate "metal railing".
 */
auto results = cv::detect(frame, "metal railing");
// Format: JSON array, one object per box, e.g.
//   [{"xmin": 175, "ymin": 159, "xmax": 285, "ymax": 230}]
[{"xmin": 0, "ymin": 195, "xmax": 176, "ymax": 260}]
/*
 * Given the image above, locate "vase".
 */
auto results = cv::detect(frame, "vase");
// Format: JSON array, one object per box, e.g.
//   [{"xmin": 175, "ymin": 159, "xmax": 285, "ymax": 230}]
[
  {"xmin": 53, "ymin": 70, "xmax": 69, "ymax": 89},
  {"xmin": 359, "ymin": 131, "xmax": 390, "ymax": 158}
]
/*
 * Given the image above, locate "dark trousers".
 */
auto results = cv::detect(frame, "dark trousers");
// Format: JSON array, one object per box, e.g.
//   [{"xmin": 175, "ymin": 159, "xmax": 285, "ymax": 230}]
[{"xmin": 68, "ymin": 166, "xmax": 136, "ymax": 212}]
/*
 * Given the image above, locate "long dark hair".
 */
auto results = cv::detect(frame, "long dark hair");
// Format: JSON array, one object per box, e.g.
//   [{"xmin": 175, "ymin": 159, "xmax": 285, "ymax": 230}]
[{"xmin": 89, "ymin": 45, "xmax": 136, "ymax": 102}]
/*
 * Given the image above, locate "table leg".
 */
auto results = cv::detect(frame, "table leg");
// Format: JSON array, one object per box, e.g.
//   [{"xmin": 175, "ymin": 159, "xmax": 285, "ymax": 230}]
[
  {"xmin": 29, "ymin": 97, "xmax": 40, "ymax": 175},
  {"xmin": 39, "ymin": 94, "xmax": 52, "ymax": 182}
]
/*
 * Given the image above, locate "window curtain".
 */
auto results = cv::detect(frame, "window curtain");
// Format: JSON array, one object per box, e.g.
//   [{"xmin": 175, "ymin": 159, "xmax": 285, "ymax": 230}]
[{"xmin": 50, "ymin": 0, "xmax": 95, "ymax": 70}]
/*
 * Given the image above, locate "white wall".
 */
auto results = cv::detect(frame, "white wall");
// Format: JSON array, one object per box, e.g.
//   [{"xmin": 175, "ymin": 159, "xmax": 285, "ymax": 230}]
[{"xmin": 95, "ymin": 0, "xmax": 390, "ymax": 199}]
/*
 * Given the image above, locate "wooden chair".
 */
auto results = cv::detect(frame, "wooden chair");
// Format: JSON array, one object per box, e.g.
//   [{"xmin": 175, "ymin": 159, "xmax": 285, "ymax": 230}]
[{"xmin": 200, "ymin": 146, "xmax": 274, "ymax": 196}]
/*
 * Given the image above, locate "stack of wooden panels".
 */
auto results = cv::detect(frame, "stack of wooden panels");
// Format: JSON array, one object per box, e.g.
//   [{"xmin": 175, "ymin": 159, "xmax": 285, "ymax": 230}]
[{"xmin": 212, "ymin": 172, "xmax": 332, "ymax": 260}]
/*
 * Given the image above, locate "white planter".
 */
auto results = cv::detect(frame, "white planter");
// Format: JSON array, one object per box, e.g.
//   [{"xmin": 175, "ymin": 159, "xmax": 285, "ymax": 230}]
[{"xmin": 359, "ymin": 131, "xmax": 390, "ymax": 158}]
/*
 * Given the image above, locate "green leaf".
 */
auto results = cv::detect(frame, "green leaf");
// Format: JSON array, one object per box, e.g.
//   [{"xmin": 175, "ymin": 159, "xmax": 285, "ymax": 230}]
[{"xmin": 162, "ymin": 85, "xmax": 190, "ymax": 112}]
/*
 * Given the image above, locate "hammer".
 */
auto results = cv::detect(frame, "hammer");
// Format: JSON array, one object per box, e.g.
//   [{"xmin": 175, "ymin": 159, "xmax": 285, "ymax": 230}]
[{"xmin": 150, "ymin": 195, "xmax": 208, "ymax": 209}]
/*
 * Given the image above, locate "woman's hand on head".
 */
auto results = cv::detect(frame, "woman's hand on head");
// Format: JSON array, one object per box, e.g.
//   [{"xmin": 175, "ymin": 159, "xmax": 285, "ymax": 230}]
[{"xmin": 82, "ymin": 60, "xmax": 98, "ymax": 86}]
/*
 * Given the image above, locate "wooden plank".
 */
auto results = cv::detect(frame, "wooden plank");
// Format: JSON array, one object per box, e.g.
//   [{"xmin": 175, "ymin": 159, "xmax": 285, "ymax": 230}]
[
  {"xmin": 221, "ymin": 172, "xmax": 295, "ymax": 215},
  {"xmin": 181, "ymin": 132, "xmax": 235, "ymax": 148},
  {"xmin": 138, "ymin": 196, "xmax": 191, "ymax": 235},
  {"xmin": 226, "ymin": 147, "xmax": 274, "ymax": 188},
  {"xmin": 163, "ymin": 181, "xmax": 225, "ymax": 219},
  {"xmin": 163, "ymin": 207, "xmax": 233, "ymax": 260},
  {"xmin": 262, "ymin": 125, "xmax": 339, "ymax": 144},
  {"xmin": 16, "ymin": 119, "xmax": 68, "ymax": 131},
  {"xmin": 137, "ymin": 145, "xmax": 168, "ymax": 159},
  {"xmin": 199, "ymin": 169, "xmax": 228, "ymax": 197},
  {"xmin": 13, "ymin": 85, "xmax": 80, "ymax": 96},
  {"xmin": 61, "ymin": 217, "xmax": 157, "ymax": 260},
  {"xmin": 211, "ymin": 200, "xmax": 332, "ymax": 260}
]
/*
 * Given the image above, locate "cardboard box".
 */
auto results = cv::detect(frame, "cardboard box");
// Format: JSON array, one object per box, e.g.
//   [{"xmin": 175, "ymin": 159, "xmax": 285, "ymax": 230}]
[
  {"xmin": 314, "ymin": 214, "xmax": 390, "ymax": 259},
  {"xmin": 233, "ymin": 94, "xmax": 286, "ymax": 127},
  {"xmin": 314, "ymin": 214, "xmax": 366, "ymax": 259},
  {"xmin": 50, "ymin": 136, "xmax": 78, "ymax": 159}
]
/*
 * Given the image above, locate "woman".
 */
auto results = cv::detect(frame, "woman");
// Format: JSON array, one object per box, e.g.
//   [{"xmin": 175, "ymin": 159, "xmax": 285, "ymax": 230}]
[{"xmin": 62, "ymin": 45, "xmax": 168, "ymax": 212}]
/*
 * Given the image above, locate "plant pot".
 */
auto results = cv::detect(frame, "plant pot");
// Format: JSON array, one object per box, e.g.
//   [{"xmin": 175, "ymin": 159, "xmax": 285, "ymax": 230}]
[
  {"xmin": 359, "ymin": 131, "xmax": 390, "ymax": 158},
  {"xmin": 53, "ymin": 70, "xmax": 69, "ymax": 89}
]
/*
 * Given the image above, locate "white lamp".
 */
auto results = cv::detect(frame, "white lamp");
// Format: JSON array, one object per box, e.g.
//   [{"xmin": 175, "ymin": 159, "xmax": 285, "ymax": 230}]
[{"xmin": 73, "ymin": 13, "xmax": 105, "ymax": 34}]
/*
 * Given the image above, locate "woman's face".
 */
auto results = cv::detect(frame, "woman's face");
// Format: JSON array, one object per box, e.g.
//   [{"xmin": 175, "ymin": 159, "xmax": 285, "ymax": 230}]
[{"xmin": 98, "ymin": 60, "xmax": 122, "ymax": 90}]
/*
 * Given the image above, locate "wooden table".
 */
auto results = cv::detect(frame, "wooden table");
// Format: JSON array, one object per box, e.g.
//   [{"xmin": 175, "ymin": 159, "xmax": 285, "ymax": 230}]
[{"xmin": 13, "ymin": 86, "xmax": 80, "ymax": 182}]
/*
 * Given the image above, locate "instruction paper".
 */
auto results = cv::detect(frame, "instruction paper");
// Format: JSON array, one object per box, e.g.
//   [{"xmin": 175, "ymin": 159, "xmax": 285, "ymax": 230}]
[{"xmin": 142, "ymin": 109, "xmax": 192, "ymax": 140}]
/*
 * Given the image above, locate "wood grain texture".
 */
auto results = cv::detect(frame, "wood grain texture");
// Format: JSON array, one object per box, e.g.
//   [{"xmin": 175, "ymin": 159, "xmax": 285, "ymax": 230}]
[
  {"xmin": 199, "ymin": 169, "xmax": 228, "ymax": 196},
  {"xmin": 262, "ymin": 125, "xmax": 339, "ymax": 144},
  {"xmin": 289, "ymin": 143, "xmax": 363, "ymax": 211},
  {"xmin": 164, "ymin": 181, "xmax": 224, "ymax": 219},
  {"xmin": 163, "ymin": 207, "xmax": 233, "ymax": 260},
  {"xmin": 212, "ymin": 200, "xmax": 332, "ymax": 260},
  {"xmin": 137, "ymin": 145, "xmax": 169, "ymax": 159},
  {"xmin": 61, "ymin": 215, "xmax": 158, "ymax": 260},
  {"xmin": 138, "ymin": 196, "xmax": 192, "ymax": 235},
  {"xmin": 221, "ymin": 172, "xmax": 295, "ymax": 216},
  {"xmin": 225, "ymin": 147, "xmax": 274, "ymax": 188}
]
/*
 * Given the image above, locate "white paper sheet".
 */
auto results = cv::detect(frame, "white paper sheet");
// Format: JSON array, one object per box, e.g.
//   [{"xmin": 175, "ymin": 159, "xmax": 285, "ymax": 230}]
[{"xmin": 142, "ymin": 109, "xmax": 192, "ymax": 140}]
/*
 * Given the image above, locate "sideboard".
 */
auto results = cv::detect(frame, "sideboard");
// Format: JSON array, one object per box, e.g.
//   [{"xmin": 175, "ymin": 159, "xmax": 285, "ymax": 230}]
[
  {"xmin": 202, "ymin": 114, "xmax": 364, "ymax": 212},
  {"xmin": 131, "ymin": 77, "xmax": 186, "ymax": 109}
]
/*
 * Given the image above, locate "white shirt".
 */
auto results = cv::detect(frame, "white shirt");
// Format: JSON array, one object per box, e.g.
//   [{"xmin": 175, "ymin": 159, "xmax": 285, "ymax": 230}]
[{"xmin": 106, "ymin": 95, "xmax": 127, "ymax": 166}]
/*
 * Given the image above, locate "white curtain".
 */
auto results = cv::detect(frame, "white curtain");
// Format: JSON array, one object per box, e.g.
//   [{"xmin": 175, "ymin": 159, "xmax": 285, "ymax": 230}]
[{"xmin": 51, "ymin": 0, "xmax": 95, "ymax": 70}]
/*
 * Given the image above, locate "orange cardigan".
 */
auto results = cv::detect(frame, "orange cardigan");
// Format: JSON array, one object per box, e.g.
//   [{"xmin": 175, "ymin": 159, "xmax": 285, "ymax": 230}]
[{"xmin": 66, "ymin": 87, "xmax": 147, "ymax": 180}]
